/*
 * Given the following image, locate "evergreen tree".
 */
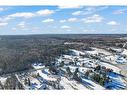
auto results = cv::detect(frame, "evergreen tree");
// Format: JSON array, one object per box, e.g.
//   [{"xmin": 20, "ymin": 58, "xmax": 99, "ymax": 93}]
[
  {"xmin": 73, "ymin": 68, "xmax": 81, "ymax": 82},
  {"xmin": 60, "ymin": 61, "xmax": 64, "ymax": 67},
  {"xmin": 66, "ymin": 67, "xmax": 72, "ymax": 76},
  {"xmin": 0, "ymin": 81, "xmax": 4, "ymax": 89},
  {"xmin": 24, "ymin": 78, "xmax": 28, "ymax": 85},
  {"xmin": 95, "ymin": 65, "xmax": 101, "ymax": 71},
  {"xmin": 85, "ymin": 71, "xmax": 90, "ymax": 78},
  {"xmin": 28, "ymin": 78, "xmax": 31, "ymax": 86},
  {"xmin": 99, "ymin": 78, "xmax": 105, "ymax": 86}
]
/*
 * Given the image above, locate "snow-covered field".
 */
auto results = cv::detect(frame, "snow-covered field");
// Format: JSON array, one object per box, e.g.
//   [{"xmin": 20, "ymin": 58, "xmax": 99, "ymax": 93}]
[
  {"xmin": 56, "ymin": 47, "xmax": 127, "ymax": 89},
  {"xmin": 105, "ymin": 72, "xmax": 127, "ymax": 90},
  {"xmin": 0, "ymin": 47, "xmax": 127, "ymax": 90},
  {"xmin": 60, "ymin": 77, "xmax": 88, "ymax": 90},
  {"xmin": 81, "ymin": 78, "xmax": 105, "ymax": 90},
  {"xmin": 20, "ymin": 48, "xmax": 127, "ymax": 89}
]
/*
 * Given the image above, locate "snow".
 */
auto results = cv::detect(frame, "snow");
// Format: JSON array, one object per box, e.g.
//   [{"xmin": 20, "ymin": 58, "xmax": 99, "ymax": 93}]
[
  {"xmin": 66, "ymin": 66, "xmax": 88, "ymax": 73},
  {"xmin": 116, "ymin": 56, "xmax": 127, "ymax": 64},
  {"xmin": 105, "ymin": 72, "xmax": 127, "ymax": 90},
  {"xmin": 60, "ymin": 76, "xmax": 88, "ymax": 90},
  {"xmin": 122, "ymin": 49, "xmax": 127, "ymax": 56},
  {"xmin": 104, "ymin": 52, "xmax": 127, "ymax": 65},
  {"xmin": 104, "ymin": 55, "xmax": 116, "ymax": 62},
  {"xmin": 37, "ymin": 69, "xmax": 57, "ymax": 81},
  {"xmin": 85, "ymin": 50, "xmax": 97, "ymax": 55},
  {"xmin": 95, "ymin": 48, "xmax": 112, "ymax": 56},
  {"xmin": 81, "ymin": 78, "xmax": 105, "ymax": 90},
  {"xmin": 110, "ymin": 47, "xmax": 123, "ymax": 53},
  {"xmin": 84, "ymin": 47, "xmax": 111, "ymax": 56},
  {"xmin": 0, "ymin": 77, "xmax": 7, "ymax": 85},
  {"xmin": 79, "ymin": 67, "xmax": 89, "ymax": 73},
  {"xmin": 69, "ymin": 49, "xmax": 85, "ymax": 56},
  {"xmin": 32, "ymin": 63, "xmax": 44, "ymax": 69},
  {"xmin": 56, "ymin": 48, "xmax": 126, "ymax": 89},
  {"xmin": 0, "ymin": 47, "xmax": 126, "ymax": 90},
  {"xmin": 119, "ymin": 37, "xmax": 127, "ymax": 39},
  {"xmin": 30, "ymin": 77, "xmax": 42, "ymax": 89},
  {"xmin": 96, "ymin": 61, "xmax": 120, "ymax": 73},
  {"xmin": 63, "ymin": 55, "xmax": 73, "ymax": 59}
]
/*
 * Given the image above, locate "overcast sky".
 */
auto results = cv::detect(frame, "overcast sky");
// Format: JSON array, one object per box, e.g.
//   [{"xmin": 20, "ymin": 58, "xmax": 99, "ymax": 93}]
[{"xmin": 0, "ymin": 6, "xmax": 127, "ymax": 35}]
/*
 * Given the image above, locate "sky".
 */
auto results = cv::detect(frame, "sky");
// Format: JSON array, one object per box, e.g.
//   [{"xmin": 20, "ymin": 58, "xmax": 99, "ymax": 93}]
[{"xmin": 0, "ymin": 6, "xmax": 127, "ymax": 35}]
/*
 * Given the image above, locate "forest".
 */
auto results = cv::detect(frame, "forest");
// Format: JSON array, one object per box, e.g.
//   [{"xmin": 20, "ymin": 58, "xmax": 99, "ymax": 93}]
[{"xmin": 0, "ymin": 34, "xmax": 127, "ymax": 75}]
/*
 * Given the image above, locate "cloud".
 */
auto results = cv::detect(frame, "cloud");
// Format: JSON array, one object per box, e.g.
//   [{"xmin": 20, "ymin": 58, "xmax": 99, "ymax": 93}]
[
  {"xmin": 83, "ymin": 29, "xmax": 96, "ymax": 32},
  {"xmin": 0, "ymin": 18, "xmax": 2, "ymax": 21},
  {"xmin": 59, "ymin": 19, "xmax": 66, "ymax": 23},
  {"xmin": 0, "ymin": 8, "xmax": 4, "ymax": 11},
  {"xmin": 72, "ymin": 7, "xmax": 93, "ymax": 16},
  {"xmin": 21, "ymin": 28, "xmax": 29, "ymax": 31},
  {"xmin": 59, "ymin": 18, "xmax": 77, "ymax": 23},
  {"xmin": 61, "ymin": 25, "xmax": 71, "ymax": 29},
  {"xmin": 17, "ymin": 22, "xmax": 29, "ymax": 30},
  {"xmin": 0, "ymin": 8, "xmax": 7, "ymax": 12},
  {"xmin": 17, "ymin": 21, "xmax": 26, "ymax": 28},
  {"xmin": 12, "ymin": 27, "xmax": 17, "ymax": 31},
  {"xmin": 18, "ymin": 21, "xmax": 25, "ymax": 26},
  {"xmin": 72, "ymin": 6, "xmax": 108, "ymax": 16},
  {"xmin": 109, "ymin": 28, "xmax": 117, "ymax": 32},
  {"xmin": 82, "ymin": 14, "xmax": 104, "ymax": 23},
  {"xmin": 2, "ymin": 9, "xmax": 54, "ymax": 21},
  {"xmin": 8, "ymin": 12, "xmax": 36, "ymax": 18},
  {"xmin": 42, "ymin": 18, "xmax": 54, "ymax": 23},
  {"xmin": 32, "ymin": 27, "xmax": 39, "ymax": 30},
  {"xmin": 17, "ymin": 21, "xmax": 29, "ymax": 30},
  {"xmin": 83, "ymin": 30, "xmax": 89, "ymax": 32},
  {"xmin": 107, "ymin": 21, "xmax": 119, "ymax": 26},
  {"xmin": 113, "ymin": 8, "xmax": 127, "ymax": 14},
  {"xmin": 68, "ymin": 18, "xmax": 78, "ymax": 22},
  {"xmin": 0, "ymin": 22, "xmax": 8, "ymax": 26},
  {"xmin": 66, "ymin": 29, "xmax": 72, "ymax": 32},
  {"xmin": 83, "ymin": 7, "xmax": 97, "ymax": 15},
  {"xmin": 36, "ymin": 9, "xmax": 54, "ymax": 16},
  {"xmin": 72, "ymin": 11, "xmax": 83, "ymax": 16},
  {"xmin": 58, "ymin": 5, "xmax": 82, "ymax": 9},
  {"xmin": 83, "ymin": 6, "xmax": 108, "ymax": 15}
]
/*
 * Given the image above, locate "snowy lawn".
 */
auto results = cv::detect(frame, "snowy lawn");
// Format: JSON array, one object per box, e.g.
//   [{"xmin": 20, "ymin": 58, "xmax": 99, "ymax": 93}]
[{"xmin": 105, "ymin": 72, "xmax": 127, "ymax": 90}]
